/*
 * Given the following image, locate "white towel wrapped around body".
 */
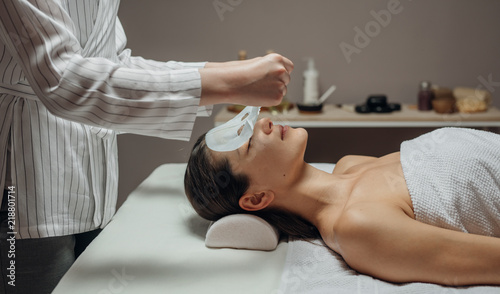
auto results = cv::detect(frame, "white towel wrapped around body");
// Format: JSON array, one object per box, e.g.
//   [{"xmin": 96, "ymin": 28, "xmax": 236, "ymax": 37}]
[{"xmin": 400, "ymin": 127, "xmax": 500, "ymax": 237}]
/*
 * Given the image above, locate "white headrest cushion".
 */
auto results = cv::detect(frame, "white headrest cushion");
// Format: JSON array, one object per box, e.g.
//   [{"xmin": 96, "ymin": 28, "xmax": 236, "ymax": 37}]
[{"xmin": 205, "ymin": 214, "xmax": 279, "ymax": 251}]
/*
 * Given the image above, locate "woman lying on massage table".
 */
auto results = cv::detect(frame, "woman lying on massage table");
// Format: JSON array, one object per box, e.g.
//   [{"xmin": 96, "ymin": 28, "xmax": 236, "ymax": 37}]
[{"xmin": 184, "ymin": 118, "xmax": 500, "ymax": 286}]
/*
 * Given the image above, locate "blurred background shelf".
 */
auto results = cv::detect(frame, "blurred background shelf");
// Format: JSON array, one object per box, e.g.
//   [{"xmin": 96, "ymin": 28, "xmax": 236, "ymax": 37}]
[{"xmin": 214, "ymin": 104, "xmax": 500, "ymax": 128}]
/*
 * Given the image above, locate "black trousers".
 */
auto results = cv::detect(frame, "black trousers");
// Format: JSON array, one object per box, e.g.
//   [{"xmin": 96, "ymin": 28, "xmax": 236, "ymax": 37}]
[{"xmin": 0, "ymin": 190, "xmax": 101, "ymax": 294}]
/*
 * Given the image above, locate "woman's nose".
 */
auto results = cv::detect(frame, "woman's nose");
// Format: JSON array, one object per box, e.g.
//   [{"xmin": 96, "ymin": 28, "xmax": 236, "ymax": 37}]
[{"xmin": 255, "ymin": 118, "xmax": 273, "ymax": 135}]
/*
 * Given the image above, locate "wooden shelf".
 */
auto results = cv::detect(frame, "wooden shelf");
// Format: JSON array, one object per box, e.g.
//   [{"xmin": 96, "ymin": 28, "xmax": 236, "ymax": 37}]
[{"xmin": 214, "ymin": 105, "xmax": 500, "ymax": 128}]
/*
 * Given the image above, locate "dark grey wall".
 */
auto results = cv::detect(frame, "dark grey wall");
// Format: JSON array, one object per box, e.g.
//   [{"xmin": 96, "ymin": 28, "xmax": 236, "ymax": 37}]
[{"xmin": 116, "ymin": 0, "xmax": 500, "ymax": 207}]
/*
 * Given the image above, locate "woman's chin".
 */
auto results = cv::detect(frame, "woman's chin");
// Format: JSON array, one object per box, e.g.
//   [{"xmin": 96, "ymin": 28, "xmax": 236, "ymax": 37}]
[
  {"xmin": 296, "ymin": 127, "xmax": 308, "ymax": 143},
  {"xmin": 293, "ymin": 128, "xmax": 309, "ymax": 159}
]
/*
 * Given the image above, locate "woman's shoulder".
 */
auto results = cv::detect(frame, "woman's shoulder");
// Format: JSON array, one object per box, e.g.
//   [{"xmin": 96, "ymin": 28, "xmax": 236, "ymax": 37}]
[
  {"xmin": 330, "ymin": 203, "xmax": 411, "ymax": 256},
  {"xmin": 335, "ymin": 203, "xmax": 391, "ymax": 231}
]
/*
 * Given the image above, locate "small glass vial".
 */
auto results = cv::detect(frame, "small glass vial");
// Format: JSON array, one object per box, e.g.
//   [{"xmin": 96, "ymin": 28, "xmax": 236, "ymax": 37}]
[
  {"xmin": 418, "ymin": 81, "xmax": 434, "ymax": 111},
  {"xmin": 238, "ymin": 50, "xmax": 247, "ymax": 60}
]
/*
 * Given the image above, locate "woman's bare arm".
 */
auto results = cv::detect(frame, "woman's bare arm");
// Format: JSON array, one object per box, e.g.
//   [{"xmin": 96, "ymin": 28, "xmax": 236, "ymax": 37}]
[{"xmin": 335, "ymin": 203, "xmax": 500, "ymax": 286}]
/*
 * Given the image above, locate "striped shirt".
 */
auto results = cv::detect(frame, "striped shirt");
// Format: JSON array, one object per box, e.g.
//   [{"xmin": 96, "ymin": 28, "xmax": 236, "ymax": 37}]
[{"xmin": 0, "ymin": 0, "xmax": 211, "ymax": 239}]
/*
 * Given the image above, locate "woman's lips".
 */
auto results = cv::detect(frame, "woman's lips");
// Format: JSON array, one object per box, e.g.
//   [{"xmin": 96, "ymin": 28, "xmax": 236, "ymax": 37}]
[{"xmin": 280, "ymin": 125, "xmax": 289, "ymax": 140}]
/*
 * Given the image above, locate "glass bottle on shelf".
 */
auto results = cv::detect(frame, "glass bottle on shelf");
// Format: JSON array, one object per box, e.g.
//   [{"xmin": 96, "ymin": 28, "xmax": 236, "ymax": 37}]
[
  {"xmin": 238, "ymin": 50, "xmax": 247, "ymax": 60},
  {"xmin": 418, "ymin": 81, "xmax": 434, "ymax": 111}
]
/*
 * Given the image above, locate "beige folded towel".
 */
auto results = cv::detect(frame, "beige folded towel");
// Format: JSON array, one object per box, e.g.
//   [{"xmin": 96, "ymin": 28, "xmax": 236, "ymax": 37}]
[{"xmin": 453, "ymin": 87, "xmax": 492, "ymax": 113}]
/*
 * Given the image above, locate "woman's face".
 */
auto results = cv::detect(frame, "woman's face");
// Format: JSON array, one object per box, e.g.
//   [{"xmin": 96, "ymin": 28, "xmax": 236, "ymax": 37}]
[{"xmin": 211, "ymin": 118, "xmax": 308, "ymax": 193}]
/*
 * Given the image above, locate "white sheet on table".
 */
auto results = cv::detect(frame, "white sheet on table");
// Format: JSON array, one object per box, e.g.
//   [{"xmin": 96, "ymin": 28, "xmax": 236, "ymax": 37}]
[
  {"xmin": 53, "ymin": 164, "xmax": 288, "ymax": 294},
  {"xmin": 277, "ymin": 239, "xmax": 499, "ymax": 294}
]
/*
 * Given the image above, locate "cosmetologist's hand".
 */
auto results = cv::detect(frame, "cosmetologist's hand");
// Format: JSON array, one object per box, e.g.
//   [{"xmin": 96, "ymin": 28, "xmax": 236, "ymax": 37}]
[{"xmin": 199, "ymin": 53, "xmax": 294, "ymax": 107}]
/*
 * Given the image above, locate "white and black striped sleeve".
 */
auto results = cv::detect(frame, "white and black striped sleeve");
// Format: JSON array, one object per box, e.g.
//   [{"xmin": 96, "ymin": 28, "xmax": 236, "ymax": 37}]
[{"xmin": 0, "ymin": 0, "xmax": 209, "ymax": 141}]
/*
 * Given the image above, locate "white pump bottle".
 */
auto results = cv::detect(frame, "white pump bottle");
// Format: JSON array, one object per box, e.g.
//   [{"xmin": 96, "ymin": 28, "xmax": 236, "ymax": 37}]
[{"xmin": 303, "ymin": 58, "xmax": 319, "ymax": 105}]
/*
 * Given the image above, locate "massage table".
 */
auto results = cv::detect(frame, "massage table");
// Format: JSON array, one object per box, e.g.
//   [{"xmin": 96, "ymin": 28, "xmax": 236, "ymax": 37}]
[{"xmin": 53, "ymin": 163, "xmax": 500, "ymax": 294}]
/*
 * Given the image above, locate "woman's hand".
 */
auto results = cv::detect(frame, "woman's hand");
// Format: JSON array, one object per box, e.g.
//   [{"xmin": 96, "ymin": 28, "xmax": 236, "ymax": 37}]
[{"xmin": 199, "ymin": 53, "xmax": 294, "ymax": 107}]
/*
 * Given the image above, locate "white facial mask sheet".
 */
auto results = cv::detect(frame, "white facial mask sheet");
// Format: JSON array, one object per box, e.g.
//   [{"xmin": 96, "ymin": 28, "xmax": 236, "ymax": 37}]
[{"xmin": 205, "ymin": 106, "xmax": 260, "ymax": 152}]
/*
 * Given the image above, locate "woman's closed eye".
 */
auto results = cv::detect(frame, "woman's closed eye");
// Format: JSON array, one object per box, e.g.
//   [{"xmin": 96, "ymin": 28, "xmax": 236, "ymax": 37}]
[{"xmin": 247, "ymin": 136, "xmax": 253, "ymax": 151}]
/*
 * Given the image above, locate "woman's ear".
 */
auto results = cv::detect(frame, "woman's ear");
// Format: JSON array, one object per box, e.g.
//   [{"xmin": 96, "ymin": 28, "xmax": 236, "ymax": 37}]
[{"xmin": 239, "ymin": 191, "xmax": 275, "ymax": 211}]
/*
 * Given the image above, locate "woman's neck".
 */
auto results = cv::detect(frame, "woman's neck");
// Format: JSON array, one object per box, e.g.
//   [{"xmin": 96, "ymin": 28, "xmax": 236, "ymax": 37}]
[{"xmin": 273, "ymin": 162, "xmax": 353, "ymax": 230}]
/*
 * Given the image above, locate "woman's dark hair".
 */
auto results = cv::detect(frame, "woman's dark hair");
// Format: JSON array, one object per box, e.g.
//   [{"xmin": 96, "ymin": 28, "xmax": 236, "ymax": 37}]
[{"xmin": 184, "ymin": 134, "xmax": 320, "ymax": 240}]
